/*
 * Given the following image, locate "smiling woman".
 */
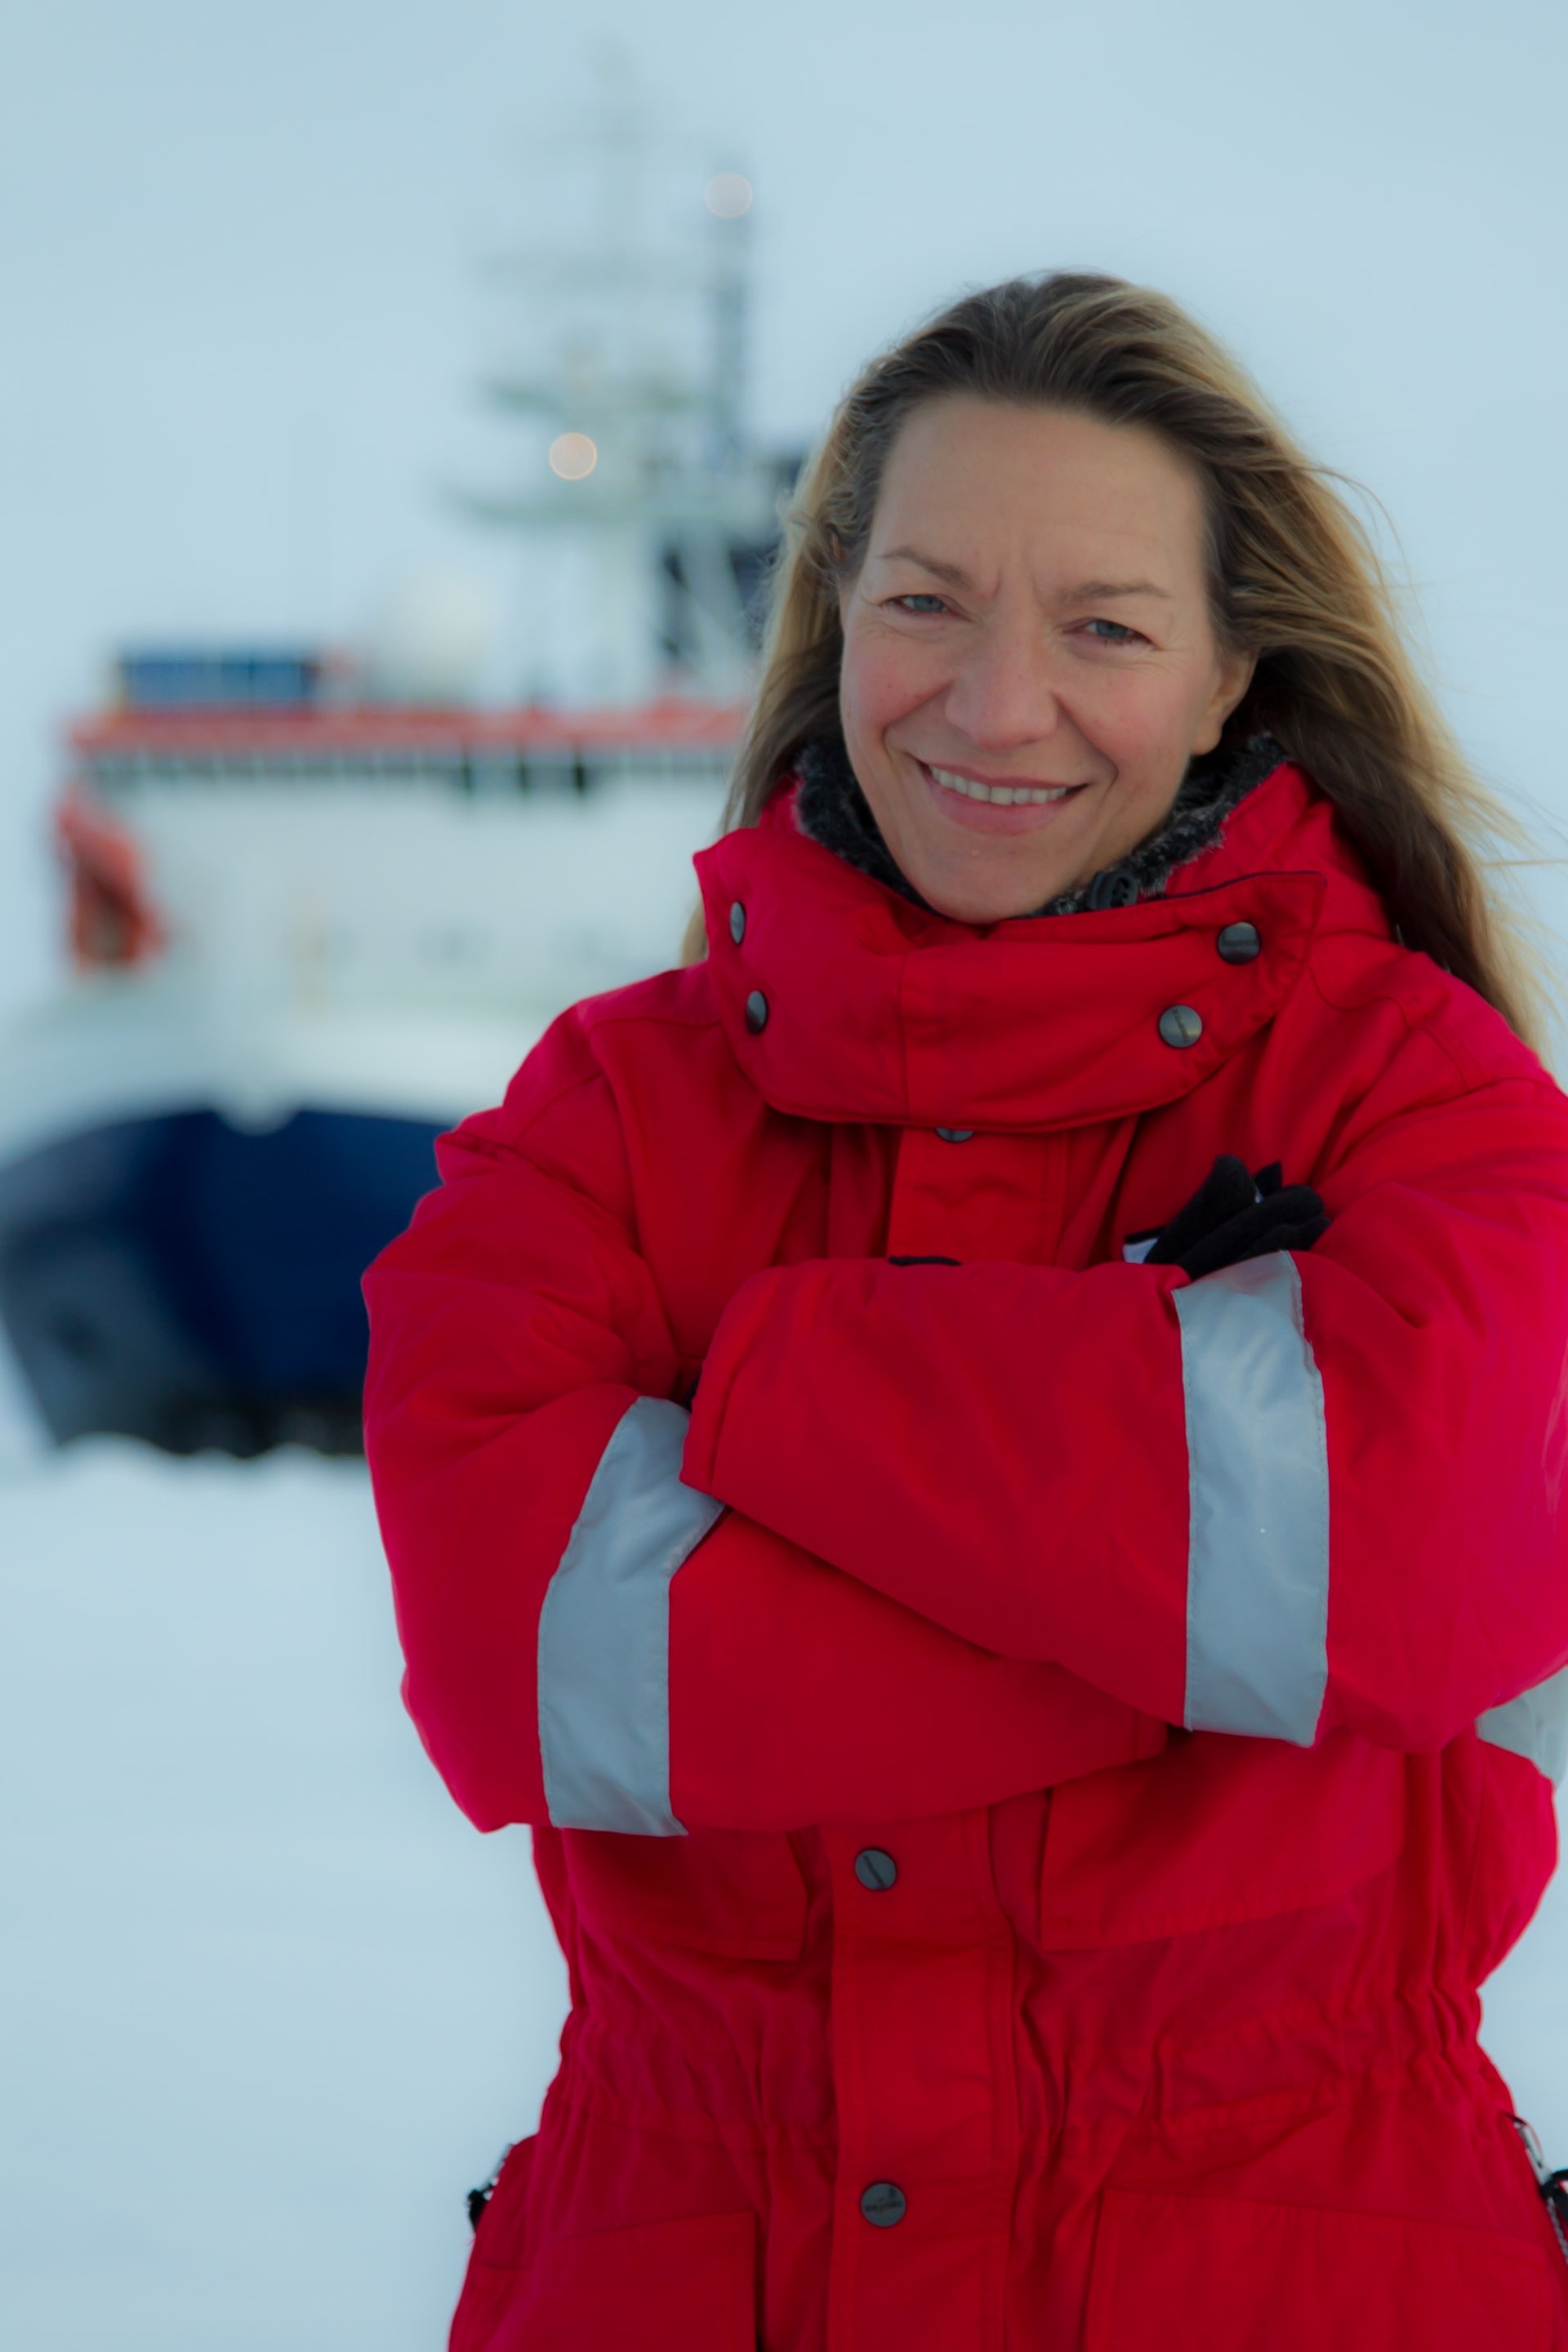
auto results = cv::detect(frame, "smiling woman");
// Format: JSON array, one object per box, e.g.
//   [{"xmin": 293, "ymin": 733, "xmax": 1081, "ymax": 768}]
[
  {"xmin": 364, "ymin": 271, "xmax": 1568, "ymax": 2352},
  {"xmin": 717, "ymin": 272, "xmax": 1533, "ymax": 1033}
]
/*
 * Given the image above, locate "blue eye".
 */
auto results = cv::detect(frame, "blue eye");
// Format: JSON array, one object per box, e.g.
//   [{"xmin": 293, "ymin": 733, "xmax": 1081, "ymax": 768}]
[
  {"xmin": 1085, "ymin": 618, "xmax": 1139, "ymax": 643},
  {"xmin": 893, "ymin": 594, "xmax": 949, "ymax": 614}
]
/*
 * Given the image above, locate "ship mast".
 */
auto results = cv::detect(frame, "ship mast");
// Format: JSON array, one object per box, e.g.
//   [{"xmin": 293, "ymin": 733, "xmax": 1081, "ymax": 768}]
[{"xmin": 458, "ymin": 72, "xmax": 782, "ymax": 704}]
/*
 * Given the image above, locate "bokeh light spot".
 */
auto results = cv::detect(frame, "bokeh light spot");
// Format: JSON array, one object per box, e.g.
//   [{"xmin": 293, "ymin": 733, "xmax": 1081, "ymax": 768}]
[
  {"xmin": 704, "ymin": 172, "xmax": 753, "ymax": 219},
  {"xmin": 547, "ymin": 432, "xmax": 599, "ymax": 482}
]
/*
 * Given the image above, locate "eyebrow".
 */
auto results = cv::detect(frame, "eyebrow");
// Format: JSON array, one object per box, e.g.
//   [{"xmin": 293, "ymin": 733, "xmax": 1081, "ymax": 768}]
[
  {"xmin": 878, "ymin": 545, "xmax": 976, "ymax": 588},
  {"xmin": 1067, "ymin": 577, "xmax": 1172, "ymax": 603},
  {"xmin": 876, "ymin": 546, "xmax": 1171, "ymax": 602}
]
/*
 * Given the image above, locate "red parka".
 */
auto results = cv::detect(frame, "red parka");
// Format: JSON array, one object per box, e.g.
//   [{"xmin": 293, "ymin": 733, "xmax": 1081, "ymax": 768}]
[{"xmin": 363, "ymin": 760, "xmax": 1568, "ymax": 2351}]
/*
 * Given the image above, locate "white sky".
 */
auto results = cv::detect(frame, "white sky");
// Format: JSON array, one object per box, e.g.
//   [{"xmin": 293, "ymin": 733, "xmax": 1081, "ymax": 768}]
[{"xmin": 2, "ymin": 0, "xmax": 1566, "ymax": 1005}]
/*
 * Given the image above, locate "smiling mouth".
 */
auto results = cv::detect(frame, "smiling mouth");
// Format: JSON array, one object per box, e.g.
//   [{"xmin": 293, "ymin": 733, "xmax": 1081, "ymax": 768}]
[{"xmin": 924, "ymin": 762, "xmax": 1084, "ymax": 808}]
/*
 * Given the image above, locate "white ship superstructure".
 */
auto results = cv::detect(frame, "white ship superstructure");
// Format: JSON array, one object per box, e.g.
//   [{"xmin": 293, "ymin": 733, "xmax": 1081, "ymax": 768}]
[{"xmin": 0, "ymin": 112, "xmax": 786, "ymax": 1454}]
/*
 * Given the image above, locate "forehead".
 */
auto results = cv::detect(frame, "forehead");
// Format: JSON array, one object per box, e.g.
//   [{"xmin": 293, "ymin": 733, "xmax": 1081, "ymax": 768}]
[{"xmin": 870, "ymin": 396, "xmax": 1209, "ymax": 584}]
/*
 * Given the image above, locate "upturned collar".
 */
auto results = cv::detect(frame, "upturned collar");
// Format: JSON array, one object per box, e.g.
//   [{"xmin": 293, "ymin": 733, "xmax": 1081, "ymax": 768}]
[{"xmin": 695, "ymin": 758, "xmax": 1391, "ymax": 1132}]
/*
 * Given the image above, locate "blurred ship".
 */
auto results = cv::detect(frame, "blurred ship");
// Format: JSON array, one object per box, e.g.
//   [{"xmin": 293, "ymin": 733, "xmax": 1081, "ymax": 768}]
[{"xmin": 0, "ymin": 121, "xmax": 790, "ymax": 1456}]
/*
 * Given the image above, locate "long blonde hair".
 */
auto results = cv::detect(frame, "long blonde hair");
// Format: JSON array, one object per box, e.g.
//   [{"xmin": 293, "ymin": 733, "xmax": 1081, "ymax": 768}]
[{"xmin": 695, "ymin": 271, "xmax": 1537, "ymax": 1040}]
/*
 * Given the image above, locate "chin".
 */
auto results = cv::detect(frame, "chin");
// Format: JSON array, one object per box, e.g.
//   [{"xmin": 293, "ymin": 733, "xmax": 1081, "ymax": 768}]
[{"xmin": 913, "ymin": 858, "xmax": 1066, "ymax": 925}]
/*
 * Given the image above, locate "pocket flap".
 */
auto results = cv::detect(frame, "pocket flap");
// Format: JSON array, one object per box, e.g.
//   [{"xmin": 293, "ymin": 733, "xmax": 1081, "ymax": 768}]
[
  {"xmin": 1041, "ymin": 1731, "xmax": 1405, "ymax": 1945},
  {"xmin": 564, "ymin": 1824, "xmax": 808, "ymax": 1958}
]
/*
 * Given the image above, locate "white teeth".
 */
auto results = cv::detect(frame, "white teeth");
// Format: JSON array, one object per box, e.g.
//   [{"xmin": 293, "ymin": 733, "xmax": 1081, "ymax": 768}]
[{"xmin": 928, "ymin": 764, "xmax": 1072, "ymax": 806}]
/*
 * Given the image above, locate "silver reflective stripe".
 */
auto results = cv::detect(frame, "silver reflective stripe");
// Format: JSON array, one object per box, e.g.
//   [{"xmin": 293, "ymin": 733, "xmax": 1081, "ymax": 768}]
[
  {"xmin": 1478, "ymin": 1665, "xmax": 1568, "ymax": 1784},
  {"xmin": 537, "ymin": 1398, "xmax": 723, "ymax": 1836},
  {"xmin": 1174, "ymin": 1254, "xmax": 1330, "ymax": 1744}
]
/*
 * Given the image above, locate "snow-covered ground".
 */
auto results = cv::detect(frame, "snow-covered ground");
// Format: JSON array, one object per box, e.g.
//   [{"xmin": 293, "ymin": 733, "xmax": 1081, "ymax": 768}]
[
  {"xmin": 0, "ymin": 1437, "xmax": 567, "ymax": 2352},
  {"xmin": 2, "ymin": 1423, "xmax": 1566, "ymax": 2350}
]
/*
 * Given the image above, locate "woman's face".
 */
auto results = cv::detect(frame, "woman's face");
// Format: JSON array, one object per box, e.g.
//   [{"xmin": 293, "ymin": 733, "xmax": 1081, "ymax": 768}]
[{"xmin": 837, "ymin": 397, "xmax": 1255, "ymax": 922}]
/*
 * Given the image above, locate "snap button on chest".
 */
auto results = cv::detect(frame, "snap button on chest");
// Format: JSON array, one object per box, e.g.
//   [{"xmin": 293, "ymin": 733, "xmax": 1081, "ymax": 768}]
[
  {"xmin": 1158, "ymin": 1004, "xmax": 1203, "ymax": 1049},
  {"xmin": 853, "ymin": 1846, "xmax": 898, "ymax": 1891},
  {"xmin": 1216, "ymin": 920, "xmax": 1260, "ymax": 963},
  {"xmin": 728, "ymin": 901, "xmax": 746, "ymax": 946},
  {"xmin": 744, "ymin": 990, "xmax": 768, "ymax": 1033},
  {"xmin": 934, "ymin": 1127, "xmax": 974, "ymax": 1143},
  {"xmin": 860, "ymin": 2181, "xmax": 907, "ymax": 2228}
]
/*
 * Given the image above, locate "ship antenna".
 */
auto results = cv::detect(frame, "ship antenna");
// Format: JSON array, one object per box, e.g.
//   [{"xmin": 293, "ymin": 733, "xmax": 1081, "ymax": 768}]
[{"xmin": 452, "ymin": 67, "xmax": 782, "ymax": 706}]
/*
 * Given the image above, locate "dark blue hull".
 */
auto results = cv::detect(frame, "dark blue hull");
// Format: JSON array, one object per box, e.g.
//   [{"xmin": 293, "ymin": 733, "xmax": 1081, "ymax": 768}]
[{"xmin": 0, "ymin": 1106, "xmax": 442, "ymax": 1454}]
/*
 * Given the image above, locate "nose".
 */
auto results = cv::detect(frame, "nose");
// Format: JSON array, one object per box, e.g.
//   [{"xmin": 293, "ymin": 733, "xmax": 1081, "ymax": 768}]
[{"xmin": 941, "ymin": 613, "xmax": 1064, "ymax": 752}]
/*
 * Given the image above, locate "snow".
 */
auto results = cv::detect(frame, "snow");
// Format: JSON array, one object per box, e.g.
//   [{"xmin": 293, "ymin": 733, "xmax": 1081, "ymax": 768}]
[
  {"xmin": 2, "ymin": 1432, "xmax": 1566, "ymax": 2350},
  {"xmin": 0, "ymin": 1440, "xmax": 567, "ymax": 2352}
]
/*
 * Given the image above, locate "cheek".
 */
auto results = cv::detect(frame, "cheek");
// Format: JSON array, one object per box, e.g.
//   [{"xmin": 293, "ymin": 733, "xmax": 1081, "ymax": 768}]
[
  {"xmin": 841, "ymin": 631, "xmax": 933, "ymax": 740},
  {"xmin": 1081, "ymin": 667, "xmax": 1204, "ymax": 773}
]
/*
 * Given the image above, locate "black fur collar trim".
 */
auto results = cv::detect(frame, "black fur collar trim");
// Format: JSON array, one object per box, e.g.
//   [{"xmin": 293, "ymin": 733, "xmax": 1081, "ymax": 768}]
[{"xmin": 794, "ymin": 732, "xmax": 1285, "ymax": 918}]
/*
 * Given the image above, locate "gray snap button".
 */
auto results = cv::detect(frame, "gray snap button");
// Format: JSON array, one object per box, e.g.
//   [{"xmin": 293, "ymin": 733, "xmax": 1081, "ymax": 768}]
[
  {"xmin": 1086, "ymin": 867, "xmax": 1139, "ymax": 911},
  {"xmin": 860, "ymin": 2181, "xmax": 906, "ymax": 2229},
  {"xmin": 744, "ymin": 990, "xmax": 768, "ymax": 1034},
  {"xmin": 1158, "ymin": 1004, "xmax": 1203, "ymax": 1049},
  {"xmin": 1216, "ymin": 921, "xmax": 1260, "ymax": 964},
  {"xmin": 728, "ymin": 901, "xmax": 746, "ymax": 946},
  {"xmin": 934, "ymin": 1127, "xmax": 974, "ymax": 1143},
  {"xmin": 854, "ymin": 1847, "xmax": 898, "ymax": 1891}
]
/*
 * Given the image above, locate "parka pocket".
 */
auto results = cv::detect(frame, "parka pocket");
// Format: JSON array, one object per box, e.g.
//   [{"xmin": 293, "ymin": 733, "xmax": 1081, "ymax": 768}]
[
  {"xmin": 1040, "ymin": 1731, "xmax": 1405, "ymax": 1945},
  {"xmin": 456, "ymin": 2206, "xmax": 757, "ymax": 2352},
  {"xmin": 564, "ymin": 1824, "xmax": 809, "ymax": 1958},
  {"xmin": 1085, "ymin": 2187, "xmax": 1554, "ymax": 2351}
]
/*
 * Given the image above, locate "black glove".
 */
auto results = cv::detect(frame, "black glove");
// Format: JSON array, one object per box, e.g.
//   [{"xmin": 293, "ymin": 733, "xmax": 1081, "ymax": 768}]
[{"xmin": 1144, "ymin": 1155, "xmax": 1329, "ymax": 1281}]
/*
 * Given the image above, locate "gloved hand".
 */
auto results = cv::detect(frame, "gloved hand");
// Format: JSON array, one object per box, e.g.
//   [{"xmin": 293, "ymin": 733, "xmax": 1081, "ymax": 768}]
[{"xmin": 1144, "ymin": 1156, "xmax": 1329, "ymax": 1281}]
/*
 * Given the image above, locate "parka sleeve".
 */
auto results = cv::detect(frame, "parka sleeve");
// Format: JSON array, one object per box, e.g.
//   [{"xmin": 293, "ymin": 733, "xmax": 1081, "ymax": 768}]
[
  {"xmin": 361, "ymin": 1016, "xmax": 1165, "ymax": 1838},
  {"xmin": 683, "ymin": 1023, "xmax": 1568, "ymax": 1766}
]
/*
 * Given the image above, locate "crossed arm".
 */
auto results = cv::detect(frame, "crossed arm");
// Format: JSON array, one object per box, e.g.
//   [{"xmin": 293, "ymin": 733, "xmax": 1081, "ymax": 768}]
[
  {"xmin": 685, "ymin": 1069, "xmax": 1568, "ymax": 1758},
  {"xmin": 363, "ymin": 1053, "xmax": 1163, "ymax": 1838},
  {"xmin": 365, "ymin": 1016, "xmax": 1568, "ymax": 1840}
]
